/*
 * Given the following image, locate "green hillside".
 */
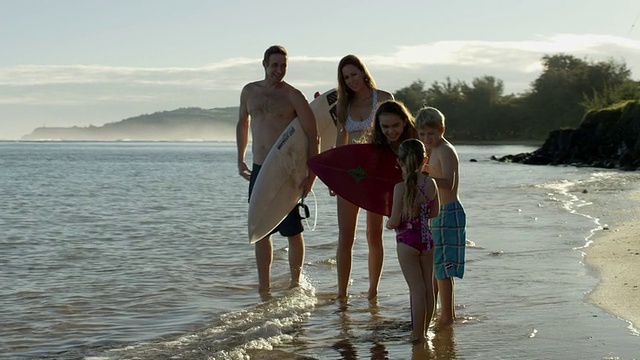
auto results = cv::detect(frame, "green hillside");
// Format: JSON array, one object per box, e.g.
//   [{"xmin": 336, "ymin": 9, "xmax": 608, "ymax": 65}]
[{"xmin": 22, "ymin": 107, "xmax": 239, "ymax": 141}]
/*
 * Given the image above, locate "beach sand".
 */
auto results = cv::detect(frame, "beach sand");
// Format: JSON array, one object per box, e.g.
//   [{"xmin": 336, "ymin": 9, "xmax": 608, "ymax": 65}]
[{"xmin": 581, "ymin": 173, "xmax": 640, "ymax": 331}]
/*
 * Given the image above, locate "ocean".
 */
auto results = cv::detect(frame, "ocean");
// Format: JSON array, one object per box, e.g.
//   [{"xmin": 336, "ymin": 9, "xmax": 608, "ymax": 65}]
[{"xmin": 1, "ymin": 141, "xmax": 639, "ymax": 360}]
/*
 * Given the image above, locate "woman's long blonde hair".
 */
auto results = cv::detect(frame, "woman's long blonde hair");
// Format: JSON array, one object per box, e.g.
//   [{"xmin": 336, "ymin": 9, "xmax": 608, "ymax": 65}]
[
  {"xmin": 336, "ymin": 55, "xmax": 377, "ymax": 126},
  {"xmin": 397, "ymin": 138, "xmax": 427, "ymax": 219}
]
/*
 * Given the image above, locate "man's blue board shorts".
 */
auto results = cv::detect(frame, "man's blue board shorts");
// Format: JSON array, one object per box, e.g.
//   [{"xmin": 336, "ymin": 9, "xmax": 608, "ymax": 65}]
[{"xmin": 249, "ymin": 163, "xmax": 304, "ymax": 237}]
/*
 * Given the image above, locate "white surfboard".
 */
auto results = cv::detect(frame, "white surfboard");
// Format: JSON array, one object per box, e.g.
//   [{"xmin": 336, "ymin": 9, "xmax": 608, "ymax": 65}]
[{"xmin": 248, "ymin": 88, "xmax": 338, "ymax": 243}]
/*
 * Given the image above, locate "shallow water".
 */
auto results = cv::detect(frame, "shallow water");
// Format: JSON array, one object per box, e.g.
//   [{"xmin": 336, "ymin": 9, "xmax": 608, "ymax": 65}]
[{"xmin": 1, "ymin": 141, "xmax": 638, "ymax": 359}]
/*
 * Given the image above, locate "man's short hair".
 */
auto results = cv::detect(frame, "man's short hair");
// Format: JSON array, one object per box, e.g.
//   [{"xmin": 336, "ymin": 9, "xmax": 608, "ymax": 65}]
[{"xmin": 263, "ymin": 45, "xmax": 288, "ymax": 66}]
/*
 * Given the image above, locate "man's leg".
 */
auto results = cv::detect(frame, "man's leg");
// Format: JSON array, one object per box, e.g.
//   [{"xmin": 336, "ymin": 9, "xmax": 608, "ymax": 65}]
[
  {"xmin": 255, "ymin": 235, "xmax": 273, "ymax": 293},
  {"xmin": 287, "ymin": 233, "xmax": 305, "ymax": 288}
]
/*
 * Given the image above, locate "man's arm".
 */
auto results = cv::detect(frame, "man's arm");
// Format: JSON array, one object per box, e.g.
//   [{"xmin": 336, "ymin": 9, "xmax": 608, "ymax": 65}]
[
  {"xmin": 236, "ymin": 85, "xmax": 251, "ymax": 181},
  {"xmin": 291, "ymin": 89, "xmax": 318, "ymax": 158}
]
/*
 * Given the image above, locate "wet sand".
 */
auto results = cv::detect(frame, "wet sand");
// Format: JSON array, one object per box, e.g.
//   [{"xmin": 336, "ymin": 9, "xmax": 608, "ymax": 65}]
[{"xmin": 582, "ymin": 177, "xmax": 640, "ymax": 331}]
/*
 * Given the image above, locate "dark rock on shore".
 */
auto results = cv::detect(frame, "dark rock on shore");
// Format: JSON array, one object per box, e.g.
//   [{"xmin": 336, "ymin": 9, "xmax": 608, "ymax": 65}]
[{"xmin": 493, "ymin": 100, "xmax": 640, "ymax": 171}]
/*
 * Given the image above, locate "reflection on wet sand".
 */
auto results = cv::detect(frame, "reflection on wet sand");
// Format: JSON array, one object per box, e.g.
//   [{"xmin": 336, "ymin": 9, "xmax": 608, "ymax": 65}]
[
  {"xmin": 409, "ymin": 327, "xmax": 457, "ymax": 359},
  {"xmin": 432, "ymin": 327, "xmax": 457, "ymax": 358},
  {"xmin": 332, "ymin": 300, "xmax": 390, "ymax": 360},
  {"xmin": 331, "ymin": 297, "xmax": 457, "ymax": 359}
]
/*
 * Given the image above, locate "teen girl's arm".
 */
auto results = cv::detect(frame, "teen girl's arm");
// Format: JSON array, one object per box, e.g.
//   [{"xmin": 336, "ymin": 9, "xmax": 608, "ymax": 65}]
[{"xmin": 386, "ymin": 183, "xmax": 405, "ymax": 229}]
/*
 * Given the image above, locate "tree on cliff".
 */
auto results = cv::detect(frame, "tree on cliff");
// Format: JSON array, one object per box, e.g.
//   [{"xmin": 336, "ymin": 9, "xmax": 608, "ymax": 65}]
[
  {"xmin": 525, "ymin": 54, "xmax": 633, "ymax": 133},
  {"xmin": 393, "ymin": 53, "xmax": 638, "ymax": 141}
]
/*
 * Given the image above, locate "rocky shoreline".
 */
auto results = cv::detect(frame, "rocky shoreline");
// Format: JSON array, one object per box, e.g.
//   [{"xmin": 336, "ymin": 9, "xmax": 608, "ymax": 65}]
[{"xmin": 494, "ymin": 100, "xmax": 640, "ymax": 171}]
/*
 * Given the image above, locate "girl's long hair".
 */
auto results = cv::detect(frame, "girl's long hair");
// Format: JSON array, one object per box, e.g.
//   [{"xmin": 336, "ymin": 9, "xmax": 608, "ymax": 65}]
[
  {"xmin": 397, "ymin": 139, "xmax": 427, "ymax": 219},
  {"xmin": 370, "ymin": 100, "xmax": 418, "ymax": 147}
]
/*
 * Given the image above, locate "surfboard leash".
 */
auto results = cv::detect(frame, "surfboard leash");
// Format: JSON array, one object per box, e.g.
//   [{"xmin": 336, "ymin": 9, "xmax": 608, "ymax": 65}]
[{"xmin": 298, "ymin": 190, "xmax": 318, "ymax": 231}]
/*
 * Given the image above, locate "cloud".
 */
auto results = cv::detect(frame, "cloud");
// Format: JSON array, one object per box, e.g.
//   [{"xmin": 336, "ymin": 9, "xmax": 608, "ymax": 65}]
[
  {"xmin": 366, "ymin": 34, "xmax": 640, "ymax": 71},
  {"xmin": 0, "ymin": 62, "xmax": 256, "ymax": 87},
  {"xmin": 1, "ymin": 34, "xmax": 639, "ymax": 107}
]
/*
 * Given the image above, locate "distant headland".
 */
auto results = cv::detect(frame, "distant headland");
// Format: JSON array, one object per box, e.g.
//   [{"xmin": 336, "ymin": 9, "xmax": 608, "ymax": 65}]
[{"xmin": 21, "ymin": 107, "xmax": 238, "ymax": 141}]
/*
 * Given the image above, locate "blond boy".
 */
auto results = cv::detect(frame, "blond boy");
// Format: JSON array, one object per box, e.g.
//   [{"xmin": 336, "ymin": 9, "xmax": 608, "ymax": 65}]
[{"xmin": 415, "ymin": 106, "xmax": 466, "ymax": 327}]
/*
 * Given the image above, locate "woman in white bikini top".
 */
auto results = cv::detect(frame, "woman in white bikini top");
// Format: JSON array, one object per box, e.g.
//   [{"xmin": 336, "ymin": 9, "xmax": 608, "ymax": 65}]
[
  {"xmin": 336, "ymin": 57, "xmax": 393, "ymax": 147},
  {"xmin": 333, "ymin": 54, "xmax": 394, "ymax": 301},
  {"xmin": 344, "ymin": 89, "xmax": 378, "ymax": 134}
]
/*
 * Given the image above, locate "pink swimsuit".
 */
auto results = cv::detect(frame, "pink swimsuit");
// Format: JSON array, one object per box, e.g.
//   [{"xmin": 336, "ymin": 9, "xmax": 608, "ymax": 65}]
[{"xmin": 395, "ymin": 177, "xmax": 435, "ymax": 252}]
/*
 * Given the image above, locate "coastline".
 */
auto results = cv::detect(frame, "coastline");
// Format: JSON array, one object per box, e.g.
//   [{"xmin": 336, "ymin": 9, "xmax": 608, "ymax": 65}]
[
  {"xmin": 452, "ymin": 139, "xmax": 543, "ymax": 146},
  {"xmin": 580, "ymin": 172, "xmax": 640, "ymax": 331}
]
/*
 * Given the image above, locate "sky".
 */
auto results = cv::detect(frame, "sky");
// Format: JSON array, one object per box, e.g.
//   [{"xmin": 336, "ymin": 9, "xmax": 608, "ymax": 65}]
[{"xmin": 2, "ymin": 0, "xmax": 640, "ymax": 140}]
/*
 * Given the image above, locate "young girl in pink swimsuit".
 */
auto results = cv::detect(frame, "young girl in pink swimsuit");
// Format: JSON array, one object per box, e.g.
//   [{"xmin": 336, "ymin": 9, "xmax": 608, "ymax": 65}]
[{"xmin": 386, "ymin": 138, "xmax": 440, "ymax": 343}]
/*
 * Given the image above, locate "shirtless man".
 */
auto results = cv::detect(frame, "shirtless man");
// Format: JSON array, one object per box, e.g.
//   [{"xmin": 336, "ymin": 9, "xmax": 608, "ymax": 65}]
[
  {"xmin": 236, "ymin": 45, "xmax": 319, "ymax": 293},
  {"xmin": 415, "ymin": 106, "xmax": 466, "ymax": 328}
]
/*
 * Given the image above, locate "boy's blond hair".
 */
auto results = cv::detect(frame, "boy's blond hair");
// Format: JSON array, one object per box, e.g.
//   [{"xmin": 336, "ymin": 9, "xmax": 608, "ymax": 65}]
[{"xmin": 415, "ymin": 106, "xmax": 445, "ymax": 130}]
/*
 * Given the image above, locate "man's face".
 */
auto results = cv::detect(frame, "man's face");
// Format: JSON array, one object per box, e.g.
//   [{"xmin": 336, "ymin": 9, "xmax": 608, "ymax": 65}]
[{"xmin": 264, "ymin": 54, "xmax": 287, "ymax": 82}]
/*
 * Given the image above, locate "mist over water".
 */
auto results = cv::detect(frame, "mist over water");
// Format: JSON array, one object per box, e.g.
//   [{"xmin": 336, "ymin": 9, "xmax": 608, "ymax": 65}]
[{"xmin": 18, "ymin": 124, "xmax": 237, "ymax": 142}]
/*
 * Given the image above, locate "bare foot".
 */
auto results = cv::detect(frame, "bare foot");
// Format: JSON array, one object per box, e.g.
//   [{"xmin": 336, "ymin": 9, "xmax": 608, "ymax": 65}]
[
  {"xmin": 259, "ymin": 289, "xmax": 272, "ymax": 302},
  {"xmin": 410, "ymin": 335, "xmax": 426, "ymax": 344},
  {"xmin": 367, "ymin": 289, "xmax": 378, "ymax": 301},
  {"xmin": 334, "ymin": 296, "xmax": 349, "ymax": 312},
  {"xmin": 434, "ymin": 318, "xmax": 454, "ymax": 332}
]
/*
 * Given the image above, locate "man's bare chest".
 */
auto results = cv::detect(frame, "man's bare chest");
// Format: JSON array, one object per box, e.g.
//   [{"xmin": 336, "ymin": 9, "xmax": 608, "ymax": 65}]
[{"xmin": 248, "ymin": 92, "xmax": 294, "ymax": 119}]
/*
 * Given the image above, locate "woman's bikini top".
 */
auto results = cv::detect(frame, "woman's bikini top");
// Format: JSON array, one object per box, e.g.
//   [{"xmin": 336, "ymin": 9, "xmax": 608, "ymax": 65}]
[{"xmin": 344, "ymin": 90, "xmax": 378, "ymax": 133}]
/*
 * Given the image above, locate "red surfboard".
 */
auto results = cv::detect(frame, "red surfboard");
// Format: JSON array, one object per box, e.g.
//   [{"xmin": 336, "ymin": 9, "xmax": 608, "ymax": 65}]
[{"xmin": 307, "ymin": 143, "xmax": 402, "ymax": 216}]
